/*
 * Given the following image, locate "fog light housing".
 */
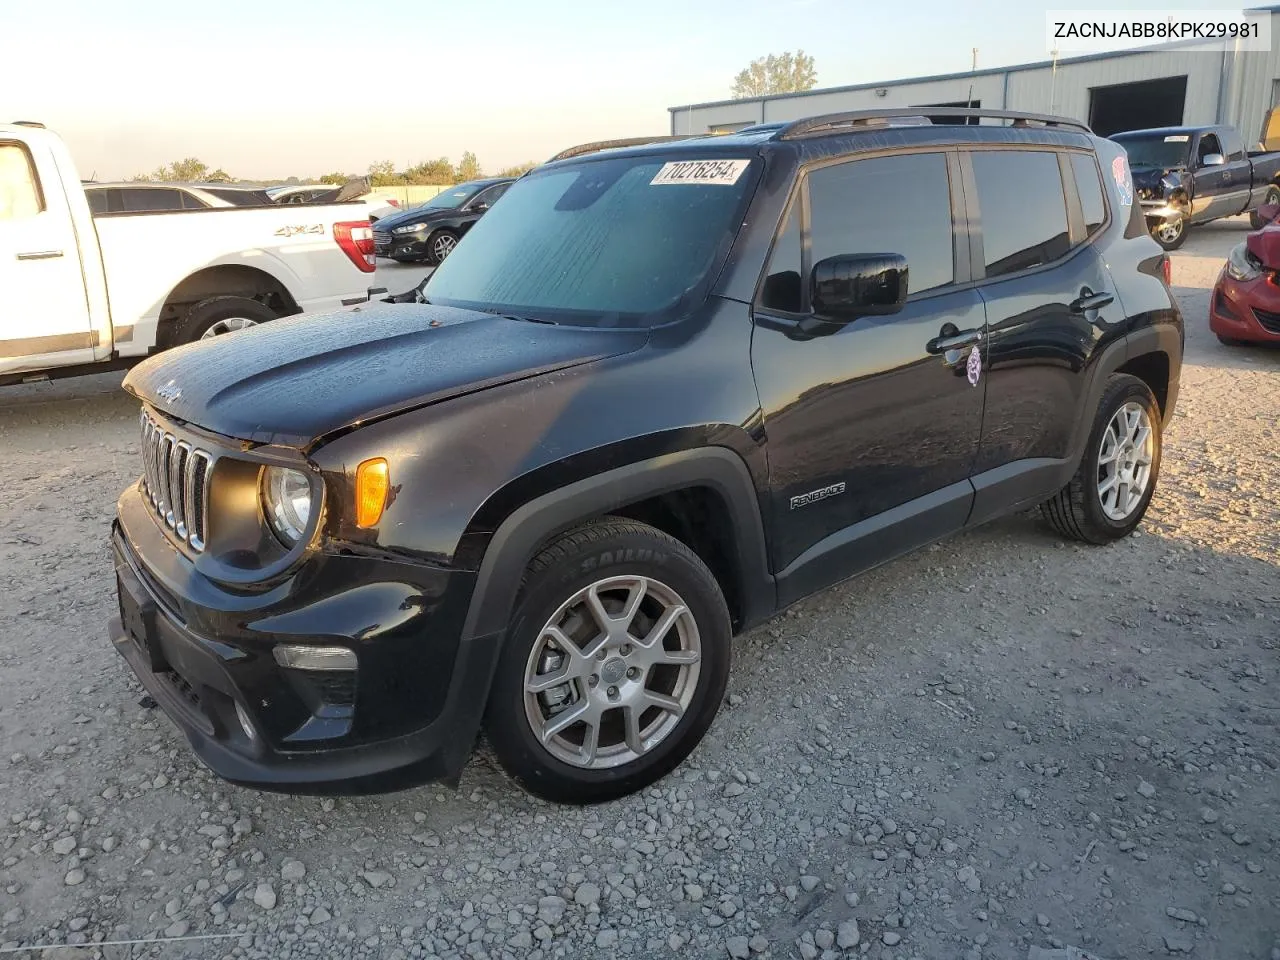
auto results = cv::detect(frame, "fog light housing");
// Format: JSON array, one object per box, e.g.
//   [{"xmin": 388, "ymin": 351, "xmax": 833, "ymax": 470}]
[
  {"xmin": 234, "ymin": 701, "xmax": 258, "ymax": 742},
  {"xmin": 273, "ymin": 644, "xmax": 358, "ymax": 672}
]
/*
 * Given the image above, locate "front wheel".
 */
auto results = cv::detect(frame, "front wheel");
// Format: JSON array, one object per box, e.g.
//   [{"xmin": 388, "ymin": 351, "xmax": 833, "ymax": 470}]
[
  {"xmin": 484, "ymin": 519, "xmax": 731, "ymax": 804},
  {"xmin": 424, "ymin": 229, "xmax": 459, "ymax": 265},
  {"xmin": 1041, "ymin": 374, "xmax": 1162, "ymax": 544},
  {"xmin": 1249, "ymin": 185, "xmax": 1280, "ymax": 229},
  {"xmin": 1151, "ymin": 215, "xmax": 1187, "ymax": 251}
]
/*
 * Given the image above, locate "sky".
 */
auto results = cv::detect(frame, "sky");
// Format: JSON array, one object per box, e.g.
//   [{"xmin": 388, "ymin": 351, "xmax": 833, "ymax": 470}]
[{"xmin": 2, "ymin": 0, "xmax": 1263, "ymax": 181}]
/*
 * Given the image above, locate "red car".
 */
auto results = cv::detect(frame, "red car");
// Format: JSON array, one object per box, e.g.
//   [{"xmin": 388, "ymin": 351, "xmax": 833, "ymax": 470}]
[{"xmin": 1210, "ymin": 203, "xmax": 1280, "ymax": 345}]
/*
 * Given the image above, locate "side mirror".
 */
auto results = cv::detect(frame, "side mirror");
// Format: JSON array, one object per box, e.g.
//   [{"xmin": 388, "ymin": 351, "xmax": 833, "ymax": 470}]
[
  {"xmin": 810, "ymin": 253, "xmax": 908, "ymax": 323},
  {"xmin": 470, "ymin": 201, "xmax": 490, "ymax": 212},
  {"xmin": 1200, "ymin": 153, "xmax": 1226, "ymax": 167}
]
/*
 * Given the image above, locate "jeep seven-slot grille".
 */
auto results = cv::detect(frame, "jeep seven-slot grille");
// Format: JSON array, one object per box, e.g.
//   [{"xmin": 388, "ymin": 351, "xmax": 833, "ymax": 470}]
[{"xmin": 140, "ymin": 410, "xmax": 213, "ymax": 552}]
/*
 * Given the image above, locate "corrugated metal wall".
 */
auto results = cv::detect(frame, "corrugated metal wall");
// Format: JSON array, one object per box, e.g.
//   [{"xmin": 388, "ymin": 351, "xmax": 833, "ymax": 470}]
[{"xmin": 672, "ymin": 12, "xmax": 1280, "ymax": 140}]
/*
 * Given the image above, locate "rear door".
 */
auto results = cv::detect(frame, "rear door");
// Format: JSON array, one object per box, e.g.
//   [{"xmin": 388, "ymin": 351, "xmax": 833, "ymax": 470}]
[
  {"xmin": 0, "ymin": 138, "xmax": 96, "ymax": 375},
  {"xmin": 964, "ymin": 147, "xmax": 1121, "ymax": 524}
]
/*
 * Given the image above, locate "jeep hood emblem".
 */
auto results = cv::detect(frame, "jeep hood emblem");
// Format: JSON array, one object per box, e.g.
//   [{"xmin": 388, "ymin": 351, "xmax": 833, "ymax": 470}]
[{"xmin": 155, "ymin": 380, "xmax": 182, "ymax": 403}]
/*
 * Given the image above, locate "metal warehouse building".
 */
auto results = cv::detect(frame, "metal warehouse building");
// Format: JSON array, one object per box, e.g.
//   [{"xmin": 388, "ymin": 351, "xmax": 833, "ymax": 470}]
[{"xmin": 670, "ymin": 6, "xmax": 1280, "ymax": 143}]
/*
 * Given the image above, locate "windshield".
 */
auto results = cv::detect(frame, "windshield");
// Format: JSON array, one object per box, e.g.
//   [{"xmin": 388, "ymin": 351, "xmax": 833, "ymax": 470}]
[
  {"xmin": 1112, "ymin": 134, "xmax": 1190, "ymax": 169},
  {"xmin": 422, "ymin": 155, "xmax": 758, "ymax": 325},
  {"xmin": 421, "ymin": 184, "xmax": 486, "ymax": 210}
]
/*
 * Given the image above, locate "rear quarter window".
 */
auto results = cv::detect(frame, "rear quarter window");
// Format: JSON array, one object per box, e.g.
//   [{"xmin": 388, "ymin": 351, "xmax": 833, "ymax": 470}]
[{"xmin": 1069, "ymin": 153, "xmax": 1108, "ymax": 237}]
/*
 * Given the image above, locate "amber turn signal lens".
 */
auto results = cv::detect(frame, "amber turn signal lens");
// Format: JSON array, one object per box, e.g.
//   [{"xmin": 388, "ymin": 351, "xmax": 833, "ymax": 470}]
[{"xmin": 355, "ymin": 458, "xmax": 389, "ymax": 528}]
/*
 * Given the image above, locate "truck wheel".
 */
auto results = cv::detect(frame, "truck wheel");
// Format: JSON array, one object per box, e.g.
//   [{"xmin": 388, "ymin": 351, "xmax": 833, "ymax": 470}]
[
  {"xmin": 1250, "ymin": 185, "xmax": 1280, "ymax": 229},
  {"xmin": 484, "ymin": 518, "xmax": 731, "ymax": 804},
  {"xmin": 425, "ymin": 229, "xmax": 459, "ymax": 265},
  {"xmin": 1151, "ymin": 216, "xmax": 1187, "ymax": 251},
  {"xmin": 173, "ymin": 296, "xmax": 277, "ymax": 345},
  {"xmin": 1041, "ymin": 374, "xmax": 1162, "ymax": 545}
]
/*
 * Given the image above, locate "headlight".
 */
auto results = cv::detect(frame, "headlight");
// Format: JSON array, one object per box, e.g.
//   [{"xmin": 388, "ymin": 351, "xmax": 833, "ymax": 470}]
[
  {"xmin": 1226, "ymin": 242, "xmax": 1262, "ymax": 282},
  {"xmin": 391, "ymin": 222, "xmax": 426, "ymax": 235},
  {"xmin": 260, "ymin": 466, "xmax": 312, "ymax": 546}
]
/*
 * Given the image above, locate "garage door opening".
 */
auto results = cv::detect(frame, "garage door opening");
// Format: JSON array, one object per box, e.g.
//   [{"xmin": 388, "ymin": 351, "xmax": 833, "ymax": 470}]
[
  {"xmin": 1088, "ymin": 76, "xmax": 1187, "ymax": 137},
  {"xmin": 916, "ymin": 100, "xmax": 982, "ymax": 125}
]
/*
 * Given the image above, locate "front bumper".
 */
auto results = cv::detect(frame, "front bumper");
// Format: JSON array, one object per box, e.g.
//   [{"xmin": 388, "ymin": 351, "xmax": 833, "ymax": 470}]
[
  {"xmin": 373, "ymin": 229, "xmax": 428, "ymax": 260},
  {"xmin": 1140, "ymin": 200, "xmax": 1185, "ymax": 220},
  {"xmin": 1209, "ymin": 269, "xmax": 1280, "ymax": 343},
  {"xmin": 108, "ymin": 485, "xmax": 501, "ymax": 794}
]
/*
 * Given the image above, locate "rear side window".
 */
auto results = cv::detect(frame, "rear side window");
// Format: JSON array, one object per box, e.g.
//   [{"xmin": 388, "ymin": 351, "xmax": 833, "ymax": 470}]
[
  {"xmin": 971, "ymin": 151, "xmax": 1070, "ymax": 278},
  {"xmin": 87, "ymin": 190, "xmax": 108, "ymax": 215},
  {"xmin": 807, "ymin": 153, "xmax": 954, "ymax": 295},
  {"xmin": 759, "ymin": 199, "xmax": 802, "ymax": 312},
  {"xmin": 0, "ymin": 143, "xmax": 43, "ymax": 220},
  {"xmin": 1070, "ymin": 154, "xmax": 1107, "ymax": 237},
  {"xmin": 120, "ymin": 188, "xmax": 183, "ymax": 212}
]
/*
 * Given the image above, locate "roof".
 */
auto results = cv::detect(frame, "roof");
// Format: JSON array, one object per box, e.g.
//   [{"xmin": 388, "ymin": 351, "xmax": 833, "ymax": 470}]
[
  {"xmin": 83, "ymin": 181, "xmax": 269, "ymax": 191},
  {"xmin": 669, "ymin": 4, "xmax": 1280, "ymax": 115}
]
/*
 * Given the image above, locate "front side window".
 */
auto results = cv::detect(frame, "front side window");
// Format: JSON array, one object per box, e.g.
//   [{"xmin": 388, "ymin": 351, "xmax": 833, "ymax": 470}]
[
  {"xmin": 0, "ymin": 144, "xmax": 42, "ymax": 220},
  {"xmin": 424, "ymin": 155, "xmax": 758, "ymax": 325},
  {"xmin": 1197, "ymin": 133, "xmax": 1223, "ymax": 164},
  {"xmin": 971, "ymin": 151, "xmax": 1070, "ymax": 279},
  {"xmin": 807, "ymin": 152, "xmax": 955, "ymax": 295}
]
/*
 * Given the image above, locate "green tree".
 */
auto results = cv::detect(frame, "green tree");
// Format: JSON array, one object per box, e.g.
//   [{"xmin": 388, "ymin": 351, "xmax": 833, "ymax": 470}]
[
  {"xmin": 497, "ymin": 161, "xmax": 537, "ymax": 178},
  {"xmin": 318, "ymin": 171, "xmax": 352, "ymax": 185},
  {"xmin": 455, "ymin": 151, "xmax": 483, "ymax": 183},
  {"xmin": 367, "ymin": 160, "xmax": 402, "ymax": 186},
  {"xmin": 151, "ymin": 158, "xmax": 213, "ymax": 181},
  {"xmin": 731, "ymin": 50, "xmax": 817, "ymax": 98},
  {"xmin": 403, "ymin": 158, "xmax": 455, "ymax": 185}
]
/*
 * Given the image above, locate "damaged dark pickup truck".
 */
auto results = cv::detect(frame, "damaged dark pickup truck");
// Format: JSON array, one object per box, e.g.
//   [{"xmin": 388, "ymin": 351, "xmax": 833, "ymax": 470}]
[{"xmin": 1111, "ymin": 124, "xmax": 1280, "ymax": 251}]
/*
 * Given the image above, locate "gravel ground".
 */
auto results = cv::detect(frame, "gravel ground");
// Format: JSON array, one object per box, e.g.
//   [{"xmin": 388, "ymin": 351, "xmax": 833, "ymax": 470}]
[{"xmin": 0, "ymin": 221, "xmax": 1277, "ymax": 960}]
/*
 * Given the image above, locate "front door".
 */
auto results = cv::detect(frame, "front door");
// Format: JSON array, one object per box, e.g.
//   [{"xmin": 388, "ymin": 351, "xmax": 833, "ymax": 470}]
[
  {"xmin": 0, "ymin": 138, "xmax": 94, "ymax": 376},
  {"xmin": 1191, "ymin": 131, "xmax": 1249, "ymax": 222},
  {"xmin": 750, "ymin": 150, "xmax": 987, "ymax": 605}
]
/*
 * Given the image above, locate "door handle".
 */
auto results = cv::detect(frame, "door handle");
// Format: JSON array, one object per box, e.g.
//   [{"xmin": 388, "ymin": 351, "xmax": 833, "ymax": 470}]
[
  {"xmin": 1069, "ymin": 290, "xmax": 1114, "ymax": 314},
  {"xmin": 926, "ymin": 323, "xmax": 982, "ymax": 355},
  {"xmin": 16, "ymin": 250, "xmax": 64, "ymax": 261}
]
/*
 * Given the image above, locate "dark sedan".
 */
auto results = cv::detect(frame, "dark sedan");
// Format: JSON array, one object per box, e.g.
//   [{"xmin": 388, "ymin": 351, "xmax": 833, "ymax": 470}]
[{"xmin": 373, "ymin": 178, "xmax": 514, "ymax": 264}]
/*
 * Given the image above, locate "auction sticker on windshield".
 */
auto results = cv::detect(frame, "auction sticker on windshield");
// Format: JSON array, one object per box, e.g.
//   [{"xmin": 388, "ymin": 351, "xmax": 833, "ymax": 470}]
[{"xmin": 651, "ymin": 159, "xmax": 750, "ymax": 186}]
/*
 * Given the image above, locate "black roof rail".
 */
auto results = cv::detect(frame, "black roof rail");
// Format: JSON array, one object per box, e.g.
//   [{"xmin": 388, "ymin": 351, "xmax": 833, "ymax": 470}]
[
  {"xmin": 545, "ymin": 135, "xmax": 694, "ymax": 164},
  {"xmin": 775, "ymin": 108, "xmax": 1091, "ymax": 139},
  {"xmin": 11, "ymin": 120, "xmax": 47, "ymax": 129}
]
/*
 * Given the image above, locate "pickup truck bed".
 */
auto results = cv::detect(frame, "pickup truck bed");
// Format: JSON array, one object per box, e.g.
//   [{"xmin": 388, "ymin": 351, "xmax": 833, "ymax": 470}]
[{"xmin": 1, "ymin": 121, "xmax": 380, "ymax": 384}]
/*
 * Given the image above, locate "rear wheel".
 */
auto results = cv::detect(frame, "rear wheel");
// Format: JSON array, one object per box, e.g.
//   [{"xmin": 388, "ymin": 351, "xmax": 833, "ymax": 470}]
[
  {"xmin": 1042, "ymin": 374, "xmax": 1162, "ymax": 544},
  {"xmin": 484, "ymin": 519, "xmax": 731, "ymax": 804},
  {"xmin": 1151, "ymin": 216, "xmax": 1187, "ymax": 251},
  {"xmin": 172, "ymin": 296, "xmax": 276, "ymax": 345}
]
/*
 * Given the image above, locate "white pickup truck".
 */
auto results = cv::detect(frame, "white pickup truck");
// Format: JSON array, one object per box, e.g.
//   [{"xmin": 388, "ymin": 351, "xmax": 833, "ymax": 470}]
[{"xmin": 1, "ymin": 121, "xmax": 383, "ymax": 385}]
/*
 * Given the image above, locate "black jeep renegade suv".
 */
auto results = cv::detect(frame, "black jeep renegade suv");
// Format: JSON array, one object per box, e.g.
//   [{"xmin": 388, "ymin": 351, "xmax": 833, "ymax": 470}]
[{"xmin": 110, "ymin": 109, "xmax": 1183, "ymax": 804}]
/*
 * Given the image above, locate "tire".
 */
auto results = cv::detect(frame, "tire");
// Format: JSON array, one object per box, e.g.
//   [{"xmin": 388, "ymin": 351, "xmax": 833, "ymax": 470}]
[
  {"xmin": 1249, "ymin": 185, "xmax": 1280, "ymax": 229},
  {"xmin": 424, "ymin": 229, "xmax": 459, "ymax": 266},
  {"xmin": 1041, "ymin": 374, "xmax": 1163, "ymax": 545},
  {"xmin": 484, "ymin": 518, "xmax": 731, "ymax": 804},
  {"xmin": 171, "ymin": 296, "xmax": 276, "ymax": 346},
  {"xmin": 1151, "ymin": 216, "xmax": 1187, "ymax": 251}
]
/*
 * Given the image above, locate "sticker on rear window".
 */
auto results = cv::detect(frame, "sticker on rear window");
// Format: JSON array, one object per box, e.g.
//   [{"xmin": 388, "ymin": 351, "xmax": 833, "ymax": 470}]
[
  {"xmin": 1112, "ymin": 155, "xmax": 1133, "ymax": 207},
  {"xmin": 1163, "ymin": 135, "xmax": 1190, "ymax": 142},
  {"xmin": 651, "ymin": 159, "xmax": 750, "ymax": 186}
]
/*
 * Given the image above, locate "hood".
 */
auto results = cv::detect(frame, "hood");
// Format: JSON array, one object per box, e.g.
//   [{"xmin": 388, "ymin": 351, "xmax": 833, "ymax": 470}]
[
  {"xmin": 1247, "ymin": 222, "xmax": 1280, "ymax": 269},
  {"xmin": 375, "ymin": 204, "xmax": 457, "ymax": 230},
  {"xmin": 1130, "ymin": 166, "xmax": 1173, "ymax": 193},
  {"xmin": 123, "ymin": 304, "xmax": 648, "ymax": 447}
]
